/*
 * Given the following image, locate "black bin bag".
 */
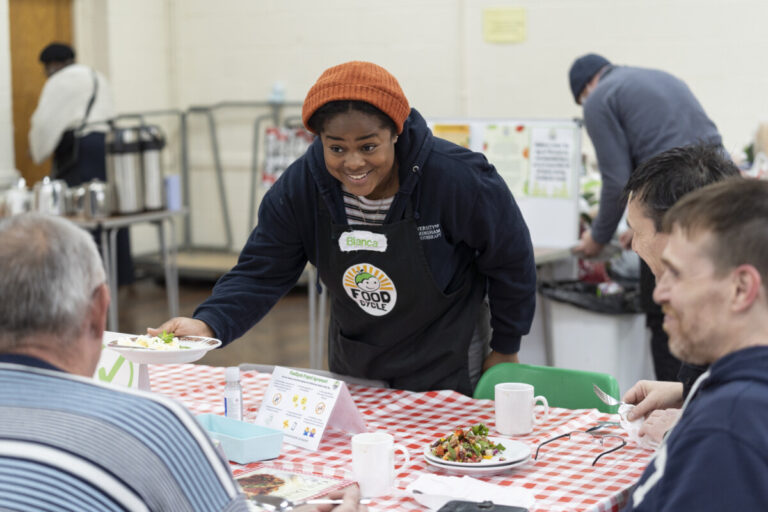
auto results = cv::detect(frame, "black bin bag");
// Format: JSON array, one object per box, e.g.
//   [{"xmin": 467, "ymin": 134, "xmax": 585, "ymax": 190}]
[{"xmin": 539, "ymin": 280, "xmax": 643, "ymax": 315}]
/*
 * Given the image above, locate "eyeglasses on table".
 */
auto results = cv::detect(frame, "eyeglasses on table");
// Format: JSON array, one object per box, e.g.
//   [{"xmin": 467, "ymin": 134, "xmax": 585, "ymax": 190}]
[{"xmin": 534, "ymin": 421, "xmax": 626, "ymax": 466}]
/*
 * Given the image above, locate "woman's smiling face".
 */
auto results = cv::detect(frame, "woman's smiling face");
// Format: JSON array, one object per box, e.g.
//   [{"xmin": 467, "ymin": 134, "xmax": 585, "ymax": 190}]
[{"xmin": 320, "ymin": 109, "xmax": 398, "ymax": 200}]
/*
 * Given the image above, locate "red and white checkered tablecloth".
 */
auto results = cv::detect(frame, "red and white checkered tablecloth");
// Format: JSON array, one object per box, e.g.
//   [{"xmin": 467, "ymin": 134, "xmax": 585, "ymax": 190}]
[{"xmin": 149, "ymin": 364, "xmax": 653, "ymax": 512}]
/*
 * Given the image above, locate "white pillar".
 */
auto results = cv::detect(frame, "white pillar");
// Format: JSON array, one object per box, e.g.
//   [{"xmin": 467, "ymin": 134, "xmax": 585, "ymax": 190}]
[{"xmin": 0, "ymin": 0, "xmax": 19, "ymax": 187}]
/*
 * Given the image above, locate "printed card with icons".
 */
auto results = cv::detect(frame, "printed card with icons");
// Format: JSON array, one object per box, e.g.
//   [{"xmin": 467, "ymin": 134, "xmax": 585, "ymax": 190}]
[{"xmin": 254, "ymin": 366, "xmax": 367, "ymax": 450}]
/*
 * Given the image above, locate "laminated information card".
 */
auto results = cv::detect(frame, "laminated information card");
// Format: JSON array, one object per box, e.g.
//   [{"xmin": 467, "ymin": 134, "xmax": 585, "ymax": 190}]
[{"xmin": 255, "ymin": 366, "xmax": 367, "ymax": 450}]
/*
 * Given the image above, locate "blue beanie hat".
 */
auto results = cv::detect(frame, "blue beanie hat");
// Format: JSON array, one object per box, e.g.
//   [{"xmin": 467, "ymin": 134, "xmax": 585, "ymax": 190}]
[{"xmin": 569, "ymin": 53, "xmax": 610, "ymax": 104}]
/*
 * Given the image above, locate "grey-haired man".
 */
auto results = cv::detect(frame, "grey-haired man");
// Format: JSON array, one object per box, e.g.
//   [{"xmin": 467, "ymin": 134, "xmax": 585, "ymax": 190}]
[{"xmin": 0, "ymin": 214, "xmax": 367, "ymax": 511}]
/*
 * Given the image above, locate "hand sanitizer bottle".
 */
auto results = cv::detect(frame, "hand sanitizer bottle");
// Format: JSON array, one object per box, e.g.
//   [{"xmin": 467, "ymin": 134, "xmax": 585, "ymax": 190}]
[{"xmin": 223, "ymin": 366, "xmax": 243, "ymax": 421}]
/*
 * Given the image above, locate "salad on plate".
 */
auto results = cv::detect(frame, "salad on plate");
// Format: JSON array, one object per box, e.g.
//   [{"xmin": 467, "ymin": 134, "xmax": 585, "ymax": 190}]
[
  {"xmin": 115, "ymin": 331, "xmax": 189, "ymax": 351},
  {"xmin": 429, "ymin": 424, "xmax": 506, "ymax": 463}
]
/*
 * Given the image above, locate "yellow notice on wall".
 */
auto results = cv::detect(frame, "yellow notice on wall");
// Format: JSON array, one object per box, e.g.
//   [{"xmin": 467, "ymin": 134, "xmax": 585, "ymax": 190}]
[
  {"xmin": 433, "ymin": 124, "xmax": 471, "ymax": 148},
  {"xmin": 483, "ymin": 7, "xmax": 526, "ymax": 44}
]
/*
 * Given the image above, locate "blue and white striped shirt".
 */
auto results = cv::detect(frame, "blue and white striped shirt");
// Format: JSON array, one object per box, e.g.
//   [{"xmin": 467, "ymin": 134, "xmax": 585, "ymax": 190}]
[{"xmin": 0, "ymin": 357, "xmax": 249, "ymax": 512}]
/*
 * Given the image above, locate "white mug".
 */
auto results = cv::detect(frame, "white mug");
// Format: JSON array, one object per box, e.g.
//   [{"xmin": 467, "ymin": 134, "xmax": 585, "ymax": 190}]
[
  {"xmin": 351, "ymin": 432, "xmax": 410, "ymax": 497},
  {"xmin": 494, "ymin": 382, "xmax": 549, "ymax": 436}
]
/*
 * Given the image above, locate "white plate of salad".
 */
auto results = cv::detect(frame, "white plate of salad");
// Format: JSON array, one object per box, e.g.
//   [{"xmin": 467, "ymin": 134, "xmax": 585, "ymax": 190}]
[
  {"xmin": 106, "ymin": 332, "xmax": 221, "ymax": 365},
  {"xmin": 424, "ymin": 453, "xmax": 531, "ymax": 475},
  {"xmin": 424, "ymin": 424, "xmax": 531, "ymax": 467}
]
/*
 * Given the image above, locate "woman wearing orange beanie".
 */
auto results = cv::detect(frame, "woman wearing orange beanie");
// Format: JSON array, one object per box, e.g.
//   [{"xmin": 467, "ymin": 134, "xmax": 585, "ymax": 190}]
[{"xmin": 154, "ymin": 61, "xmax": 536, "ymax": 394}]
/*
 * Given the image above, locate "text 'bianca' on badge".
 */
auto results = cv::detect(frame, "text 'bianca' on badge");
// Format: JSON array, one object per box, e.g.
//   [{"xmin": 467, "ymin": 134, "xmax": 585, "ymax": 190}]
[{"xmin": 338, "ymin": 230, "xmax": 388, "ymax": 253}]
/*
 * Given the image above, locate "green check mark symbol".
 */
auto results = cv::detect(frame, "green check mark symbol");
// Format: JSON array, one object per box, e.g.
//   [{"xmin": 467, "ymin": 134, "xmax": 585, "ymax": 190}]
[{"xmin": 98, "ymin": 355, "xmax": 133, "ymax": 385}]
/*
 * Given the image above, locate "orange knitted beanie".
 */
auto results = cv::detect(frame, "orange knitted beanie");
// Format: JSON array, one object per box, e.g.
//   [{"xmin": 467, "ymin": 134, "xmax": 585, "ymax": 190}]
[{"xmin": 302, "ymin": 61, "xmax": 410, "ymax": 134}]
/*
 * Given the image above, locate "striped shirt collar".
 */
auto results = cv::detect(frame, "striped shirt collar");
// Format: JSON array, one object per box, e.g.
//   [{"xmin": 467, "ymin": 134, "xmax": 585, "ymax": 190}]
[
  {"xmin": 341, "ymin": 186, "xmax": 394, "ymax": 226},
  {"xmin": 0, "ymin": 353, "xmax": 63, "ymax": 372}
]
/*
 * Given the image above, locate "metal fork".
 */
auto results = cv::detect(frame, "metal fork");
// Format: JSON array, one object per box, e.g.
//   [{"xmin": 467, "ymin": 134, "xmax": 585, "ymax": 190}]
[
  {"xmin": 593, "ymin": 384, "xmax": 643, "ymax": 433},
  {"xmin": 592, "ymin": 384, "xmax": 623, "ymax": 407}
]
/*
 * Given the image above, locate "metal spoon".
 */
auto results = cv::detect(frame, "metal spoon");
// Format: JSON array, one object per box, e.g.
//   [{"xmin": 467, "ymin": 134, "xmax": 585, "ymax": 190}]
[{"xmin": 249, "ymin": 494, "xmax": 371, "ymax": 511}]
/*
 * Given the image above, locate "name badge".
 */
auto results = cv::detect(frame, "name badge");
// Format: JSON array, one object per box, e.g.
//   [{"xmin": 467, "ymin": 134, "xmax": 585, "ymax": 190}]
[{"xmin": 338, "ymin": 230, "xmax": 388, "ymax": 253}]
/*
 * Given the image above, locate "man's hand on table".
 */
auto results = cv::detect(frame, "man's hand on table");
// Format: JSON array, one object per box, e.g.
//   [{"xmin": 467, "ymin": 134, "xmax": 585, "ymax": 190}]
[
  {"xmin": 296, "ymin": 485, "xmax": 368, "ymax": 512},
  {"xmin": 572, "ymin": 230, "xmax": 605, "ymax": 258},
  {"xmin": 623, "ymin": 380, "xmax": 684, "ymax": 421},
  {"xmin": 148, "ymin": 317, "xmax": 214, "ymax": 338},
  {"xmin": 482, "ymin": 350, "xmax": 519, "ymax": 372},
  {"xmin": 638, "ymin": 408, "xmax": 681, "ymax": 445}
]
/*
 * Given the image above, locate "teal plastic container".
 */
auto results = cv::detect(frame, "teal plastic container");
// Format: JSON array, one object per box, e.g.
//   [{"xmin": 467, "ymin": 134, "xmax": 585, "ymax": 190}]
[{"xmin": 197, "ymin": 413, "xmax": 283, "ymax": 464}]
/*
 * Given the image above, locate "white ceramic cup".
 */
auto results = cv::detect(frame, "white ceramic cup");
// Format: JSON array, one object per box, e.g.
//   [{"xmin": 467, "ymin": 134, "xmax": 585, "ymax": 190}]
[
  {"xmin": 494, "ymin": 382, "xmax": 550, "ymax": 436},
  {"xmin": 351, "ymin": 432, "xmax": 410, "ymax": 497}
]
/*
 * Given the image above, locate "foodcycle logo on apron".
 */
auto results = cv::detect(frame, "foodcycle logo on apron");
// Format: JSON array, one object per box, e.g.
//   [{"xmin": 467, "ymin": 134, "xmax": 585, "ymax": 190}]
[{"xmin": 342, "ymin": 264, "xmax": 397, "ymax": 317}]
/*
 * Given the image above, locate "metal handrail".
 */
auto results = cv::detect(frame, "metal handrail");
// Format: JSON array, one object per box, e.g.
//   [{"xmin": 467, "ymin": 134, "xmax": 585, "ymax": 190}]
[
  {"xmin": 248, "ymin": 113, "xmax": 274, "ymax": 234},
  {"xmin": 109, "ymin": 102, "xmax": 304, "ymax": 252},
  {"xmin": 184, "ymin": 101, "xmax": 303, "ymax": 251},
  {"xmin": 113, "ymin": 109, "xmax": 185, "ymax": 124}
]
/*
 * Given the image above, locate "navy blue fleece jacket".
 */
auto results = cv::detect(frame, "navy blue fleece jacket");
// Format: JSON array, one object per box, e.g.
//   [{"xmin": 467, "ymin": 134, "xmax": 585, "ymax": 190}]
[
  {"xmin": 194, "ymin": 108, "xmax": 536, "ymax": 354},
  {"xmin": 624, "ymin": 346, "xmax": 768, "ymax": 511}
]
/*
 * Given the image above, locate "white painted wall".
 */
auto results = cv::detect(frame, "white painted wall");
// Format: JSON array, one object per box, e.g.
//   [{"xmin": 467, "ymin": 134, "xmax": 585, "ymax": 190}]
[
  {"xmin": 160, "ymin": 0, "xmax": 768, "ymax": 149},
  {"xmin": 0, "ymin": 0, "xmax": 18, "ymax": 187},
  {"xmin": 63, "ymin": 0, "xmax": 768, "ymax": 251},
  {"xmin": 73, "ymin": 0, "xmax": 177, "ymax": 253}
]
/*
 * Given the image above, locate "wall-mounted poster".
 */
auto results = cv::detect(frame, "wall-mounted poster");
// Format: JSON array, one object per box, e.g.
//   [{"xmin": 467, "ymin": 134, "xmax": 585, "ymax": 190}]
[
  {"xmin": 483, "ymin": 7, "xmax": 527, "ymax": 43},
  {"xmin": 433, "ymin": 124, "xmax": 471, "ymax": 148},
  {"xmin": 529, "ymin": 127, "xmax": 574, "ymax": 198},
  {"xmin": 263, "ymin": 127, "xmax": 314, "ymax": 189},
  {"xmin": 483, "ymin": 123, "xmax": 529, "ymax": 197},
  {"xmin": 427, "ymin": 117, "xmax": 581, "ymax": 248}
]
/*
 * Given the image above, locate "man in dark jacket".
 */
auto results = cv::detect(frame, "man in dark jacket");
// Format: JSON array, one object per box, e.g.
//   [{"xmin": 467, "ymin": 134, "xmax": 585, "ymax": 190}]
[
  {"xmin": 569, "ymin": 53, "xmax": 722, "ymax": 381},
  {"xmin": 0, "ymin": 213, "xmax": 364, "ymax": 511},
  {"xmin": 623, "ymin": 179, "xmax": 768, "ymax": 511},
  {"xmin": 620, "ymin": 144, "xmax": 740, "ymax": 446}
]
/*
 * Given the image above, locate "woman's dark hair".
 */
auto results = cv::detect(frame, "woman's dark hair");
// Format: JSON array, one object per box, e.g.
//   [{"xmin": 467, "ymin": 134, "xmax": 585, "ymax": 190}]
[{"xmin": 307, "ymin": 100, "xmax": 397, "ymax": 135}]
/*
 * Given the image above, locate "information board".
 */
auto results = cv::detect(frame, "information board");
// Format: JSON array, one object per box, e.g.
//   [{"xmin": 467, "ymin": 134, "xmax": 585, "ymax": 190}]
[{"xmin": 430, "ymin": 118, "xmax": 581, "ymax": 249}]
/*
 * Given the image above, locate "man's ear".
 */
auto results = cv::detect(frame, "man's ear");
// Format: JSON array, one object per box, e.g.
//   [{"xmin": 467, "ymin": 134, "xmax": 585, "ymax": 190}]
[
  {"xmin": 88, "ymin": 283, "xmax": 110, "ymax": 339},
  {"xmin": 731, "ymin": 265, "xmax": 762, "ymax": 312}
]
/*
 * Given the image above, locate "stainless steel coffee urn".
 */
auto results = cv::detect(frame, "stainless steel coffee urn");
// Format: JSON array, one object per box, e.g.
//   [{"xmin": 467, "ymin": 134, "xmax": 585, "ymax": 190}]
[
  {"xmin": 138, "ymin": 125, "xmax": 166, "ymax": 210},
  {"xmin": 106, "ymin": 126, "xmax": 144, "ymax": 214}
]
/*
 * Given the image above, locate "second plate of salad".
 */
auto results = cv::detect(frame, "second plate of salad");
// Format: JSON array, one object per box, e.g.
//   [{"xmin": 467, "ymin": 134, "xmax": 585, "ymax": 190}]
[
  {"xmin": 106, "ymin": 332, "xmax": 221, "ymax": 365},
  {"xmin": 424, "ymin": 424, "xmax": 531, "ymax": 467}
]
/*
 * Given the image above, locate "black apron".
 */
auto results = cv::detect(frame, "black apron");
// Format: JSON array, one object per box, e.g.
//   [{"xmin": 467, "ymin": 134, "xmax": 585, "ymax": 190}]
[{"xmin": 317, "ymin": 200, "xmax": 485, "ymax": 395}]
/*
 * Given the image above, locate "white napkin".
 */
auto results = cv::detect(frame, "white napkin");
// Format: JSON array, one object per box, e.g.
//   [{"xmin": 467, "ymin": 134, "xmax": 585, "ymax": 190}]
[
  {"xmin": 405, "ymin": 474, "xmax": 535, "ymax": 510},
  {"xmin": 618, "ymin": 403, "xmax": 658, "ymax": 451}
]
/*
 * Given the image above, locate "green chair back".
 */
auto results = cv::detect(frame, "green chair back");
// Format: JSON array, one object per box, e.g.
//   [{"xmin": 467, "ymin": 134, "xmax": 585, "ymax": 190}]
[{"xmin": 473, "ymin": 362, "xmax": 620, "ymax": 413}]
